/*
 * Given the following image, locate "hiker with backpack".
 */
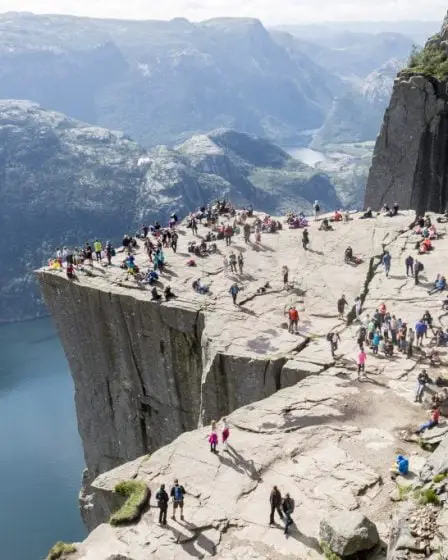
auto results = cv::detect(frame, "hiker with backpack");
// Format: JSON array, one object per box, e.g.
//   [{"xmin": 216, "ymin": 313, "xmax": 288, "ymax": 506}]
[
  {"xmin": 170, "ymin": 479, "xmax": 186, "ymax": 521},
  {"xmin": 327, "ymin": 331, "xmax": 341, "ymax": 358},
  {"xmin": 282, "ymin": 493, "xmax": 295, "ymax": 534},
  {"xmin": 156, "ymin": 484, "xmax": 169, "ymax": 526}
]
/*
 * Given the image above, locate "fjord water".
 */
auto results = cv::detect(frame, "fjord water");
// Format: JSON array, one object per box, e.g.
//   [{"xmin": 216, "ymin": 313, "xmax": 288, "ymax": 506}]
[{"xmin": 0, "ymin": 318, "xmax": 86, "ymax": 560}]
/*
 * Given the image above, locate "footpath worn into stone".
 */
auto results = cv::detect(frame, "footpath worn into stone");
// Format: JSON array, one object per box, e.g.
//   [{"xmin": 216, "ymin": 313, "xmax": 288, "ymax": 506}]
[{"xmin": 37, "ymin": 210, "xmax": 448, "ymax": 558}]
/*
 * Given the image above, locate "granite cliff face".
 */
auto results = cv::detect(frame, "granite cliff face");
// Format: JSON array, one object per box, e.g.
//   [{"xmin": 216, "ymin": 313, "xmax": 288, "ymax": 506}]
[{"xmin": 365, "ymin": 15, "xmax": 448, "ymax": 214}]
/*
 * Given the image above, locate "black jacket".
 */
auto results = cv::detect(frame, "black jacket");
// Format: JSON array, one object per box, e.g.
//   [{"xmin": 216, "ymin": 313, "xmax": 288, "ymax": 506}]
[
  {"xmin": 156, "ymin": 489, "xmax": 169, "ymax": 507},
  {"xmin": 270, "ymin": 488, "xmax": 282, "ymax": 507}
]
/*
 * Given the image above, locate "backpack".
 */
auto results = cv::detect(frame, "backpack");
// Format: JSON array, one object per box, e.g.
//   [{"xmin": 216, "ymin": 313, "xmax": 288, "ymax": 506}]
[
  {"xmin": 326, "ymin": 332, "xmax": 332, "ymax": 341},
  {"xmin": 174, "ymin": 486, "xmax": 183, "ymax": 501}
]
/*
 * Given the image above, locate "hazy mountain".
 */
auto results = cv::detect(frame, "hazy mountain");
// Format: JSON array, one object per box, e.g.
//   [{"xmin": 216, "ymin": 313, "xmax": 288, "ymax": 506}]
[
  {"xmin": 0, "ymin": 100, "xmax": 342, "ymax": 321},
  {"xmin": 0, "ymin": 12, "xmax": 343, "ymax": 148},
  {"xmin": 312, "ymin": 59, "xmax": 404, "ymax": 147}
]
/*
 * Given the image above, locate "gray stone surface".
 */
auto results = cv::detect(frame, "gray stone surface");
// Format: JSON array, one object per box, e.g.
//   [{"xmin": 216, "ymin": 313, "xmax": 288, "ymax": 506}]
[
  {"xmin": 420, "ymin": 433, "xmax": 448, "ymax": 482},
  {"xmin": 365, "ymin": 15, "xmax": 448, "ymax": 215},
  {"xmin": 320, "ymin": 510, "xmax": 379, "ymax": 556}
]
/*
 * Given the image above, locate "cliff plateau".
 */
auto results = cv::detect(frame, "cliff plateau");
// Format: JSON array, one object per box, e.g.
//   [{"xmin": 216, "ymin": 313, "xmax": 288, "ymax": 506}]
[
  {"xmin": 39, "ymin": 208, "xmax": 448, "ymax": 558},
  {"xmin": 365, "ymin": 13, "xmax": 448, "ymax": 214},
  {"xmin": 0, "ymin": 100, "xmax": 340, "ymax": 322}
]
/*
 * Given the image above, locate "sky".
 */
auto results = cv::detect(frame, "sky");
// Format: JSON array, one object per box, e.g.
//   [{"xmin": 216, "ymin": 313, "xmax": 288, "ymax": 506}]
[{"xmin": 0, "ymin": 0, "xmax": 446, "ymax": 25}]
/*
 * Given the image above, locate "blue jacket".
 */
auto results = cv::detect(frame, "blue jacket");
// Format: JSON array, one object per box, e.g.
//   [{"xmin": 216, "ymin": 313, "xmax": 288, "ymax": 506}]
[{"xmin": 415, "ymin": 321, "xmax": 427, "ymax": 335}]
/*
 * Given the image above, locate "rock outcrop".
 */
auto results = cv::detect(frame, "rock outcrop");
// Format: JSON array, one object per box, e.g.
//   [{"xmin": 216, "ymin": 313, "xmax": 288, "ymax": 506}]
[
  {"xmin": 39, "ymin": 207, "xmax": 448, "ymax": 558},
  {"xmin": 365, "ymin": 14, "xmax": 448, "ymax": 215},
  {"xmin": 320, "ymin": 511, "xmax": 379, "ymax": 557}
]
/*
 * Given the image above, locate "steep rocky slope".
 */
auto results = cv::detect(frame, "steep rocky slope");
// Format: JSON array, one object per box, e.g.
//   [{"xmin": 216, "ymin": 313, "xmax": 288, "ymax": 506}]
[
  {"xmin": 39, "ymin": 209, "xmax": 448, "ymax": 558},
  {"xmin": 0, "ymin": 12, "xmax": 340, "ymax": 147},
  {"xmin": 0, "ymin": 101, "xmax": 340, "ymax": 322},
  {"xmin": 365, "ymin": 13, "xmax": 448, "ymax": 214}
]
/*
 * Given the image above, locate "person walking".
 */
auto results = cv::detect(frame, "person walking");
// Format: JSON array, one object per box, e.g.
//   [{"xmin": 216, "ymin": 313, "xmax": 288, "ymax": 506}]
[
  {"xmin": 229, "ymin": 283, "xmax": 240, "ymax": 305},
  {"xmin": 415, "ymin": 370, "xmax": 430, "ymax": 403},
  {"xmin": 229, "ymin": 252, "xmax": 237, "ymax": 273},
  {"xmin": 355, "ymin": 296, "xmax": 362, "ymax": 320},
  {"xmin": 156, "ymin": 484, "xmax": 169, "ymax": 526},
  {"xmin": 337, "ymin": 294, "xmax": 348, "ymax": 320},
  {"xmin": 209, "ymin": 428, "xmax": 218, "ymax": 453},
  {"xmin": 405, "ymin": 255, "xmax": 414, "ymax": 277},
  {"xmin": 105, "ymin": 241, "xmax": 114, "ymax": 266},
  {"xmin": 238, "ymin": 253, "xmax": 244, "ymax": 275},
  {"xmin": 221, "ymin": 417, "xmax": 230, "ymax": 451},
  {"xmin": 329, "ymin": 331, "xmax": 341, "ymax": 358},
  {"xmin": 170, "ymin": 479, "xmax": 186, "ymax": 521},
  {"xmin": 269, "ymin": 486, "xmax": 284, "ymax": 525},
  {"xmin": 382, "ymin": 251, "xmax": 391, "ymax": 277},
  {"xmin": 357, "ymin": 348, "xmax": 367, "ymax": 379},
  {"xmin": 282, "ymin": 493, "xmax": 295, "ymax": 535}
]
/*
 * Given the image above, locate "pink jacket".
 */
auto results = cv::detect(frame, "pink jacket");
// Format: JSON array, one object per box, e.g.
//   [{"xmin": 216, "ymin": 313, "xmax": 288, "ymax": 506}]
[{"xmin": 208, "ymin": 432, "xmax": 218, "ymax": 444}]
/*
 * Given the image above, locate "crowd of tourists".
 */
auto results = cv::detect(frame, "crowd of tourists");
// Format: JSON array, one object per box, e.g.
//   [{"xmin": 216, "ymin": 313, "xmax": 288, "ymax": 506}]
[{"xmin": 48, "ymin": 199, "xmax": 448, "ymax": 537}]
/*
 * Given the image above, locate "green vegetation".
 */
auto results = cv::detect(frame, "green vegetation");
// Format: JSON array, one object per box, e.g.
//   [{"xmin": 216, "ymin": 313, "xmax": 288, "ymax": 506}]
[
  {"xmin": 416, "ymin": 488, "xmax": 441, "ymax": 506},
  {"xmin": 109, "ymin": 480, "xmax": 149, "ymax": 526},
  {"xmin": 398, "ymin": 484, "xmax": 413, "ymax": 501},
  {"xmin": 407, "ymin": 39, "xmax": 448, "ymax": 80},
  {"xmin": 419, "ymin": 438, "xmax": 439, "ymax": 452},
  {"xmin": 47, "ymin": 542, "xmax": 76, "ymax": 560},
  {"xmin": 320, "ymin": 541, "xmax": 342, "ymax": 560},
  {"xmin": 433, "ymin": 473, "xmax": 447, "ymax": 483}
]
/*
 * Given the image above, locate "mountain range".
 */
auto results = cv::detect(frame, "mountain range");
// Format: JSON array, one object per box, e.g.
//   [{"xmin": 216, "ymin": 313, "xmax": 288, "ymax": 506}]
[
  {"xmin": 0, "ymin": 100, "xmax": 341, "ymax": 322},
  {"xmin": 0, "ymin": 12, "xmax": 426, "ymax": 149}
]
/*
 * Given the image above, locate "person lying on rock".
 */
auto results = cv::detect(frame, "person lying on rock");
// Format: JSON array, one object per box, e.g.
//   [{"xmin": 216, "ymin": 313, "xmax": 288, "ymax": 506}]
[{"xmin": 415, "ymin": 406, "xmax": 440, "ymax": 434}]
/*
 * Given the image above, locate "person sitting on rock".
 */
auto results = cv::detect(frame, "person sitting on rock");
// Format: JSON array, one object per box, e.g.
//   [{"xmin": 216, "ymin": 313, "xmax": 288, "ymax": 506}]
[
  {"xmin": 415, "ymin": 406, "xmax": 440, "ymax": 434},
  {"xmin": 302, "ymin": 229, "xmax": 310, "ymax": 250},
  {"xmin": 151, "ymin": 287, "xmax": 162, "ymax": 301},
  {"xmin": 344, "ymin": 246, "xmax": 353, "ymax": 263},
  {"xmin": 318, "ymin": 217, "xmax": 332, "ymax": 231},
  {"xmin": 66, "ymin": 262, "xmax": 76, "ymax": 280},
  {"xmin": 419, "ymin": 237, "xmax": 433, "ymax": 254},
  {"xmin": 164, "ymin": 286, "xmax": 176, "ymax": 300},
  {"xmin": 360, "ymin": 207, "xmax": 373, "ymax": 219},
  {"xmin": 192, "ymin": 279, "xmax": 209, "ymax": 294},
  {"xmin": 392, "ymin": 202, "xmax": 399, "ymax": 216},
  {"xmin": 333, "ymin": 210, "xmax": 342, "ymax": 222},
  {"xmin": 428, "ymin": 275, "xmax": 446, "ymax": 295},
  {"xmin": 390, "ymin": 455, "xmax": 409, "ymax": 479}
]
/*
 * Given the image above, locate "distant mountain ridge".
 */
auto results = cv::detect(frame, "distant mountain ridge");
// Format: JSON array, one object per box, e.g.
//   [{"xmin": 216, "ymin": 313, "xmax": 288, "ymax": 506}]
[{"xmin": 0, "ymin": 100, "xmax": 342, "ymax": 322}]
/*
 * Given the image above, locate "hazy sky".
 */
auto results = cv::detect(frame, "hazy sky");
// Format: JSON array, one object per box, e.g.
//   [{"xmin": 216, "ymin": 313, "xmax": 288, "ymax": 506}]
[{"xmin": 0, "ymin": 0, "xmax": 446, "ymax": 25}]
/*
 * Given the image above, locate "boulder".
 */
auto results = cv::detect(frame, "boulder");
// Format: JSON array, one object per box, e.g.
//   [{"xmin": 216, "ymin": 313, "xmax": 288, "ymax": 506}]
[
  {"xmin": 319, "ymin": 510, "xmax": 379, "ymax": 557},
  {"xmin": 420, "ymin": 433, "xmax": 448, "ymax": 482}
]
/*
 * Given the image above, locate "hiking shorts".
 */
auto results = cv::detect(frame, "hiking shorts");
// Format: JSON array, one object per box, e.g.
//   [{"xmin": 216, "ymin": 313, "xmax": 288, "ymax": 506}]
[{"xmin": 173, "ymin": 500, "xmax": 184, "ymax": 509}]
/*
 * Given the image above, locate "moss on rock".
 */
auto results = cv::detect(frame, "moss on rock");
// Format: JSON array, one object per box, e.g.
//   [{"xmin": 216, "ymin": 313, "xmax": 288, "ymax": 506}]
[
  {"xmin": 406, "ymin": 39, "xmax": 448, "ymax": 80},
  {"xmin": 109, "ymin": 480, "xmax": 149, "ymax": 526},
  {"xmin": 47, "ymin": 542, "xmax": 76, "ymax": 560}
]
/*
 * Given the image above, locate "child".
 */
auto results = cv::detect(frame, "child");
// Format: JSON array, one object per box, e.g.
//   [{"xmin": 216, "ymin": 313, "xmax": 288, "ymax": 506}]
[
  {"xmin": 357, "ymin": 348, "xmax": 367, "ymax": 379},
  {"xmin": 222, "ymin": 418, "xmax": 230, "ymax": 451},
  {"xmin": 209, "ymin": 420, "xmax": 218, "ymax": 453}
]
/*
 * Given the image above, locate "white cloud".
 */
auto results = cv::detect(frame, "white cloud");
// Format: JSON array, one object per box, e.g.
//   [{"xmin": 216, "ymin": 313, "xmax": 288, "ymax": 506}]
[{"xmin": 0, "ymin": 0, "xmax": 446, "ymax": 25}]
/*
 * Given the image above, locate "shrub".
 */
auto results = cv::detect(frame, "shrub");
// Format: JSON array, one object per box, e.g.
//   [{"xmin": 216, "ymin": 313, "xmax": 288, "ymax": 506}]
[
  {"xmin": 418, "ymin": 488, "xmax": 440, "ymax": 506},
  {"xmin": 406, "ymin": 39, "xmax": 448, "ymax": 80},
  {"xmin": 47, "ymin": 542, "xmax": 76, "ymax": 560},
  {"xmin": 433, "ymin": 473, "xmax": 447, "ymax": 483},
  {"xmin": 320, "ymin": 540, "xmax": 342, "ymax": 560},
  {"xmin": 109, "ymin": 480, "xmax": 149, "ymax": 526},
  {"xmin": 398, "ymin": 484, "xmax": 412, "ymax": 501}
]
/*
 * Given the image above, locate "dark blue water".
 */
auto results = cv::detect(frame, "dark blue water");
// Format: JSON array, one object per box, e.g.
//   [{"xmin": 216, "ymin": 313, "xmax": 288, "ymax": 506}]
[{"xmin": 0, "ymin": 318, "xmax": 86, "ymax": 560}]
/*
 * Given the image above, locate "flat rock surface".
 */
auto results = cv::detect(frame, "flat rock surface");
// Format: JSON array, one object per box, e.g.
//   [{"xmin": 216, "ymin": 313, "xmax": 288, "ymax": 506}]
[{"xmin": 52, "ymin": 210, "xmax": 448, "ymax": 558}]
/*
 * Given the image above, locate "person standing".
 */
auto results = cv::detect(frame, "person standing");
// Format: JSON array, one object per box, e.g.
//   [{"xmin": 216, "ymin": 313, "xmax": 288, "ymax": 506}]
[
  {"xmin": 282, "ymin": 493, "xmax": 295, "ymax": 535},
  {"xmin": 382, "ymin": 251, "xmax": 391, "ymax": 277},
  {"xmin": 105, "ymin": 241, "xmax": 113, "ymax": 266},
  {"xmin": 357, "ymin": 348, "xmax": 367, "ymax": 379},
  {"xmin": 415, "ymin": 370, "xmax": 430, "ymax": 403},
  {"xmin": 287, "ymin": 306, "xmax": 299, "ymax": 334},
  {"xmin": 407, "ymin": 328, "xmax": 415, "ymax": 358},
  {"xmin": 329, "ymin": 331, "xmax": 341, "ymax": 358},
  {"xmin": 414, "ymin": 259, "xmax": 423, "ymax": 285},
  {"xmin": 415, "ymin": 319, "xmax": 427, "ymax": 346},
  {"xmin": 243, "ymin": 222, "xmax": 251, "ymax": 243},
  {"xmin": 170, "ymin": 479, "xmax": 186, "ymax": 521},
  {"xmin": 282, "ymin": 265, "xmax": 289, "ymax": 289},
  {"xmin": 94, "ymin": 239, "xmax": 103, "ymax": 261},
  {"xmin": 269, "ymin": 486, "xmax": 284, "ymax": 525},
  {"xmin": 337, "ymin": 294, "xmax": 348, "ymax": 320},
  {"xmin": 156, "ymin": 484, "xmax": 169, "ymax": 526},
  {"xmin": 302, "ymin": 229, "xmax": 310, "ymax": 250},
  {"xmin": 171, "ymin": 231, "xmax": 178, "ymax": 253},
  {"xmin": 313, "ymin": 200, "xmax": 320, "ymax": 221},
  {"xmin": 355, "ymin": 296, "xmax": 362, "ymax": 320},
  {"xmin": 191, "ymin": 217, "xmax": 198, "ymax": 236},
  {"xmin": 405, "ymin": 255, "xmax": 414, "ymax": 277}
]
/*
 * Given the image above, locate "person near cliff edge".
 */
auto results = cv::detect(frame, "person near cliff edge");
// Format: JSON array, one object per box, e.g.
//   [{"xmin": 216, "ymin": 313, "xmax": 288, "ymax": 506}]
[
  {"xmin": 94, "ymin": 239, "xmax": 103, "ymax": 261},
  {"xmin": 382, "ymin": 251, "xmax": 391, "ymax": 278},
  {"xmin": 170, "ymin": 479, "xmax": 186, "ymax": 521},
  {"xmin": 156, "ymin": 484, "xmax": 169, "ymax": 526}
]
